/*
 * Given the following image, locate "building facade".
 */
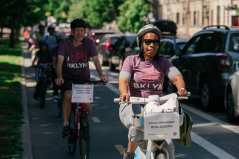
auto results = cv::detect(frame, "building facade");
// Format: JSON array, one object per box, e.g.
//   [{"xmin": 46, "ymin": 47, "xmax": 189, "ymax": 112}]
[{"xmin": 158, "ymin": 0, "xmax": 239, "ymax": 37}]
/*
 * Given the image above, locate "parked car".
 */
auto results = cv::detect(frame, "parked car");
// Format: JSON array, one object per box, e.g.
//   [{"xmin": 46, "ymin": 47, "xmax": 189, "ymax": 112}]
[
  {"xmin": 159, "ymin": 38, "xmax": 188, "ymax": 58},
  {"xmin": 117, "ymin": 33, "xmax": 138, "ymax": 69},
  {"xmin": 90, "ymin": 29, "xmax": 115, "ymax": 45},
  {"xmin": 172, "ymin": 25, "xmax": 239, "ymax": 110},
  {"xmin": 153, "ymin": 19, "xmax": 177, "ymax": 36},
  {"xmin": 224, "ymin": 71, "xmax": 239, "ymax": 121},
  {"xmin": 159, "ymin": 38, "xmax": 188, "ymax": 93},
  {"xmin": 98, "ymin": 33, "xmax": 124, "ymax": 68},
  {"xmin": 98, "ymin": 33, "xmax": 138, "ymax": 71}
]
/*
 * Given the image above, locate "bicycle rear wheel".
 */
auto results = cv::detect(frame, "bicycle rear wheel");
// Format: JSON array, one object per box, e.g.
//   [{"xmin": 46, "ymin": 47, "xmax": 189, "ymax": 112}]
[
  {"xmin": 79, "ymin": 112, "xmax": 90, "ymax": 159},
  {"xmin": 67, "ymin": 111, "xmax": 77, "ymax": 155}
]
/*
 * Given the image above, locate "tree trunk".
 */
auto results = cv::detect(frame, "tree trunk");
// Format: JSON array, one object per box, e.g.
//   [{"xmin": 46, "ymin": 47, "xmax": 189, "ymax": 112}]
[
  {"xmin": 0, "ymin": 27, "xmax": 3, "ymax": 38},
  {"xmin": 9, "ymin": 27, "xmax": 16, "ymax": 48}
]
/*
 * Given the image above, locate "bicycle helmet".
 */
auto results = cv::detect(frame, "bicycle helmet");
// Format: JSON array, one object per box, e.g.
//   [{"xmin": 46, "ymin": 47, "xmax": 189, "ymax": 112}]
[
  {"xmin": 137, "ymin": 24, "xmax": 161, "ymax": 46},
  {"xmin": 137, "ymin": 24, "xmax": 161, "ymax": 59},
  {"xmin": 70, "ymin": 18, "xmax": 87, "ymax": 29}
]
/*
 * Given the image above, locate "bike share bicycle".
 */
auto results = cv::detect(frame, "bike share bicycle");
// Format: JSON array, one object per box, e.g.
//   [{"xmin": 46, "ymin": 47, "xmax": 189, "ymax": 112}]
[
  {"xmin": 34, "ymin": 63, "xmax": 52, "ymax": 108},
  {"xmin": 66, "ymin": 80, "xmax": 105, "ymax": 158},
  {"xmin": 114, "ymin": 93, "xmax": 190, "ymax": 159}
]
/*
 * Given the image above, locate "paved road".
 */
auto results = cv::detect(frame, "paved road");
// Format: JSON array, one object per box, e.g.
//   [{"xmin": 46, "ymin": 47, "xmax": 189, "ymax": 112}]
[{"xmin": 23, "ymin": 56, "xmax": 239, "ymax": 159}]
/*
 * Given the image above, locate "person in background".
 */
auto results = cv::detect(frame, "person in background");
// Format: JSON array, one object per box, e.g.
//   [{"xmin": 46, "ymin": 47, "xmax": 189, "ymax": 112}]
[
  {"xmin": 32, "ymin": 41, "xmax": 52, "ymax": 100},
  {"xmin": 42, "ymin": 25, "xmax": 59, "ymax": 99}
]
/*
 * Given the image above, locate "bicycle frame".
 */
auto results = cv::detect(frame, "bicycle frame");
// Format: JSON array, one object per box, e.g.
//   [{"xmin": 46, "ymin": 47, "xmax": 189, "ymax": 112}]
[{"xmin": 66, "ymin": 80, "xmax": 105, "ymax": 157}]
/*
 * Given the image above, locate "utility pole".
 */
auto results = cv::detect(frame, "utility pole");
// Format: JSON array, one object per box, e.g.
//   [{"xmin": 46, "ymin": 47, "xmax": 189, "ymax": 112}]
[{"xmin": 152, "ymin": 0, "xmax": 159, "ymax": 21}]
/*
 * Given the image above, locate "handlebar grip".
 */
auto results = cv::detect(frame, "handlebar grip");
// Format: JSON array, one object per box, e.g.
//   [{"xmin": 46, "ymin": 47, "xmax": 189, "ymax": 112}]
[
  {"xmin": 114, "ymin": 98, "xmax": 120, "ymax": 103},
  {"xmin": 177, "ymin": 96, "xmax": 189, "ymax": 100},
  {"xmin": 177, "ymin": 91, "xmax": 191, "ymax": 100}
]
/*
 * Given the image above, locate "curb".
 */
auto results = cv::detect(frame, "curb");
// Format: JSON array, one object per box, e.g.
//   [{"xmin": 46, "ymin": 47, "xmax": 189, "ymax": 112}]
[{"xmin": 21, "ymin": 49, "xmax": 33, "ymax": 159}]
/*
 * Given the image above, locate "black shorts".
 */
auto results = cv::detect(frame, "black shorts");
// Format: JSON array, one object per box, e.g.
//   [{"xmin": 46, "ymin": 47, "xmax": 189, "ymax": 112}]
[
  {"xmin": 63, "ymin": 80, "xmax": 89, "ymax": 91},
  {"xmin": 63, "ymin": 80, "xmax": 73, "ymax": 91}
]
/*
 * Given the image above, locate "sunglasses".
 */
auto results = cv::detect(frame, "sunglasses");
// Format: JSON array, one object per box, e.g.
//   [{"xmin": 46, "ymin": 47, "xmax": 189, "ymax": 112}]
[{"xmin": 143, "ymin": 39, "xmax": 160, "ymax": 45}]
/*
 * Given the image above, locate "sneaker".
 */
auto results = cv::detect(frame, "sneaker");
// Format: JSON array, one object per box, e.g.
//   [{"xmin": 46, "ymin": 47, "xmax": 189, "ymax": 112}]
[
  {"xmin": 123, "ymin": 151, "xmax": 135, "ymax": 159},
  {"xmin": 62, "ymin": 126, "xmax": 70, "ymax": 138}
]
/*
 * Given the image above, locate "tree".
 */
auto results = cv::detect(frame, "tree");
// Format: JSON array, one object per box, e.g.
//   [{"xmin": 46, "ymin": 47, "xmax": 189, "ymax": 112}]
[
  {"xmin": 117, "ymin": 0, "xmax": 150, "ymax": 32},
  {"xmin": 68, "ymin": 0, "xmax": 124, "ymax": 28},
  {"xmin": 0, "ymin": 0, "xmax": 47, "ymax": 47}
]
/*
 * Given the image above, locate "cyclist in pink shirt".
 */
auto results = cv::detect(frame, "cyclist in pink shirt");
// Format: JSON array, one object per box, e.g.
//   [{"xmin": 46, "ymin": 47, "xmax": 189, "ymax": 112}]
[{"xmin": 119, "ymin": 24, "xmax": 187, "ymax": 159}]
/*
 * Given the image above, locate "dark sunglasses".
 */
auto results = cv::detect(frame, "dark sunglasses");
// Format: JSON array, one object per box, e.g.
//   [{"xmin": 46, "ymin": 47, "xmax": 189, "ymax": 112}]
[{"xmin": 143, "ymin": 39, "xmax": 160, "ymax": 45}]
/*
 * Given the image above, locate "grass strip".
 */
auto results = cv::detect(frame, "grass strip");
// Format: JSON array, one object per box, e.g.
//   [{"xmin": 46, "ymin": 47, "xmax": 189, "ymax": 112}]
[{"xmin": 0, "ymin": 39, "xmax": 23, "ymax": 159}]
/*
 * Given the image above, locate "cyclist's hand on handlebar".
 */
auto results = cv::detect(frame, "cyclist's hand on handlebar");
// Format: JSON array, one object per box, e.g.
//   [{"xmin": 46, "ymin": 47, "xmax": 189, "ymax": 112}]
[
  {"xmin": 177, "ymin": 87, "xmax": 188, "ymax": 96},
  {"xmin": 55, "ymin": 77, "xmax": 64, "ymax": 86},
  {"xmin": 120, "ymin": 93, "xmax": 129, "ymax": 102}
]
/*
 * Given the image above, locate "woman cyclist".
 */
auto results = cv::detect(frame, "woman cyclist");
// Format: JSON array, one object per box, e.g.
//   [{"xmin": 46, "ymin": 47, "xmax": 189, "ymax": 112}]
[{"xmin": 118, "ymin": 24, "xmax": 188, "ymax": 159}]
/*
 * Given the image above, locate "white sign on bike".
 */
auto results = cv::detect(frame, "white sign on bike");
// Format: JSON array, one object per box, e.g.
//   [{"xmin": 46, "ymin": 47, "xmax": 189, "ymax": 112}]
[
  {"xmin": 144, "ymin": 112, "xmax": 180, "ymax": 140},
  {"xmin": 72, "ymin": 84, "xmax": 94, "ymax": 103}
]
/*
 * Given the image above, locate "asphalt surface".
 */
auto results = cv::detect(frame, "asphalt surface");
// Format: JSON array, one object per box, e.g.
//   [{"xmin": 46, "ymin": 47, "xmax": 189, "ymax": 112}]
[{"xmin": 22, "ymin": 55, "xmax": 239, "ymax": 159}]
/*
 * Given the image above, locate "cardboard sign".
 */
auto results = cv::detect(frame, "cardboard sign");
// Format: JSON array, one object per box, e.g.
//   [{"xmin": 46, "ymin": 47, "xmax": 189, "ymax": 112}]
[
  {"xmin": 71, "ymin": 84, "xmax": 93, "ymax": 103},
  {"xmin": 144, "ymin": 112, "xmax": 180, "ymax": 140}
]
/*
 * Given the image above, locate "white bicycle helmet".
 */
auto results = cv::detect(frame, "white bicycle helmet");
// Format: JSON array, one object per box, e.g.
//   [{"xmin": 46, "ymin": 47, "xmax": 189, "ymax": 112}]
[{"xmin": 137, "ymin": 24, "xmax": 161, "ymax": 46}]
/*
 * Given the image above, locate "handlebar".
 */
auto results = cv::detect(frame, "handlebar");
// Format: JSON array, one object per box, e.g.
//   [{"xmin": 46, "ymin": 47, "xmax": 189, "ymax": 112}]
[
  {"xmin": 72, "ymin": 80, "xmax": 107, "ymax": 85},
  {"xmin": 114, "ymin": 92, "xmax": 191, "ymax": 104}
]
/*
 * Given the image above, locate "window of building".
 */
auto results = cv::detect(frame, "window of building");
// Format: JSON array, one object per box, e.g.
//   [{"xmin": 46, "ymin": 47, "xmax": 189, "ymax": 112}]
[
  {"xmin": 176, "ymin": 12, "xmax": 180, "ymax": 25},
  {"xmin": 217, "ymin": 6, "xmax": 220, "ymax": 25},
  {"xmin": 193, "ymin": 11, "xmax": 197, "ymax": 26}
]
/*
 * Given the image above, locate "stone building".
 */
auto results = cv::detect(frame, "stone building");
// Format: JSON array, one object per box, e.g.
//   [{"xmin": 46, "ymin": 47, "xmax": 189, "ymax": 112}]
[{"xmin": 158, "ymin": 0, "xmax": 239, "ymax": 37}]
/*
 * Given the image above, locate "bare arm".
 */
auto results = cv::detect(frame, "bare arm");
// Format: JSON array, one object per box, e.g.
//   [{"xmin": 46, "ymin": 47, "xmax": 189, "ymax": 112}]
[
  {"xmin": 56, "ymin": 55, "xmax": 64, "ymax": 85},
  {"xmin": 92, "ymin": 56, "xmax": 103, "ymax": 76},
  {"xmin": 56, "ymin": 55, "xmax": 64, "ymax": 78},
  {"xmin": 119, "ymin": 76, "xmax": 130, "ymax": 101},
  {"xmin": 119, "ymin": 78, "xmax": 129, "ymax": 94},
  {"xmin": 170, "ymin": 74, "xmax": 187, "ymax": 96},
  {"xmin": 92, "ymin": 56, "xmax": 108, "ymax": 81}
]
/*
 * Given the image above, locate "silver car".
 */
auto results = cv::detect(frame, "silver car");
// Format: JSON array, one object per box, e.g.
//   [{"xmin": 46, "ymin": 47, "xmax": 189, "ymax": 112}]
[{"xmin": 224, "ymin": 71, "xmax": 239, "ymax": 121}]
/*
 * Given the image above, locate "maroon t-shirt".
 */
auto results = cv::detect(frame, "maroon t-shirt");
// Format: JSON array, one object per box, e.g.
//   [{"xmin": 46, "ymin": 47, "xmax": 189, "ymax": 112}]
[{"xmin": 58, "ymin": 37, "xmax": 97, "ymax": 81}]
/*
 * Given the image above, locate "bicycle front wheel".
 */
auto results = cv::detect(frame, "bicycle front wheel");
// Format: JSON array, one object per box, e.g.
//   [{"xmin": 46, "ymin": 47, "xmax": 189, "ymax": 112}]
[
  {"xmin": 67, "ymin": 110, "xmax": 77, "ymax": 155},
  {"xmin": 79, "ymin": 112, "xmax": 90, "ymax": 159},
  {"xmin": 154, "ymin": 140, "xmax": 175, "ymax": 159},
  {"xmin": 155, "ymin": 149, "xmax": 169, "ymax": 159}
]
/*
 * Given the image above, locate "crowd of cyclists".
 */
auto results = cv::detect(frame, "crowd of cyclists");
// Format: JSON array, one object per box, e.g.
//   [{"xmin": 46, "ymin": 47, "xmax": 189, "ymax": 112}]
[{"xmin": 24, "ymin": 18, "xmax": 189, "ymax": 159}]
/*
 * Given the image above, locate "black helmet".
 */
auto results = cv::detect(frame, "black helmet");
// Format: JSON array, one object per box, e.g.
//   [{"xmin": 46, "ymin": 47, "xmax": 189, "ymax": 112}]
[
  {"xmin": 70, "ymin": 18, "xmax": 87, "ymax": 29},
  {"xmin": 137, "ymin": 24, "xmax": 161, "ymax": 46}
]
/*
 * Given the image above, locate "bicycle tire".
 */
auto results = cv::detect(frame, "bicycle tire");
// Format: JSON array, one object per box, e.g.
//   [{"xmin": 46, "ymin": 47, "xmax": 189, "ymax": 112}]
[
  {"xmin": 67, "ymin": 110, "xmax": 77, "ymax": 155},
  {"xmin": 154, "ymin": 140, "xmax": 174, "ymax": 159},
  {"xmin": 155, "ymin": 149, "xmax": 169, "ymax": 159},
  {"xmin": 79, "ymin": 112, "xmax": 90, "ymax": 159},
  {"xmin": 67, "ymin": 132, "xmax": 77, "ymax": 155}
]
